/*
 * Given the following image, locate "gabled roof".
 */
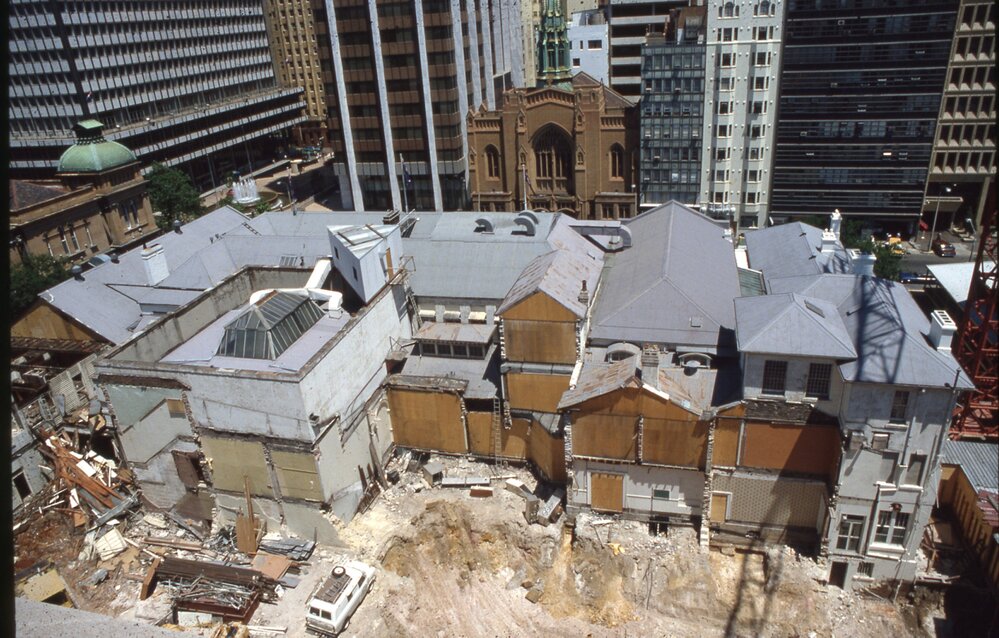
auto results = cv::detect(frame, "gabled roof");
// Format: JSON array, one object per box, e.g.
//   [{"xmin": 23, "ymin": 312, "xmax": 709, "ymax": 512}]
[
  {"xmin": 497, "ymin": 248, "xmax": 602, "ymax": 318},
  {"xmin": 735, "ymin": 293, "xmax": 857, "ymax": 359},
  {"xmin": 767, "ymin": 274, "xmax": 973, "ymax": 388},
  {"xmin": 589, "ymin": 202, "xmax": 740, "ymax": 351},
  {"xmin": 744, "ymin": 222, "xmax": 852, "ymax": 281}
]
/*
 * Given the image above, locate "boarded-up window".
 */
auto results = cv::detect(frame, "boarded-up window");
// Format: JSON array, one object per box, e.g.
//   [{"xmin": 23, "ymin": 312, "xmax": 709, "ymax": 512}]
[
  {"xmin": 200, "ymin": 437, "xmax": 271, "ymax": 496},
  {"xmin": 172, "ymin": 450, "xmax": 202, "ymax": 490},
  {"xmin": 591, "ymin": 473, "xmax": 623, "ymax": 512},
  {"xmin": 271, "ymin": 449, "xmax": 323, "ymax": 502},
  {"xmin": 166, "ymin": 398, "xmax": 186, "ymax": 418}
]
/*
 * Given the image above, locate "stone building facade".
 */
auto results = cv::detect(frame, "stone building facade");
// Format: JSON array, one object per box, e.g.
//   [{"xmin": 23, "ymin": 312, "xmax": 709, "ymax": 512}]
[{"xmin": 468, "ymin": 73, "xmax": 639, "ymax": 219}]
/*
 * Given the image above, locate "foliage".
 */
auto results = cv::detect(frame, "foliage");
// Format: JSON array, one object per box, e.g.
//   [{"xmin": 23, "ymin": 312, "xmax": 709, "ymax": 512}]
[
  {"xmin": 840, "ymin": 219, "xmax": 865, "ymax": 249},
  {"xmin": 798, "ymin": 215, "xmax": 828, "ymax": 231},
  {"xmin": 145, "ymin": 162, "xmax": 202, "ymax": 229},
  {"xmin": 10, "ymin": 254, "xmax": 71, "ymax": 318},
  {"xmin": 857, "ymin": 238, "xmax": 902, "ymax": 281}
]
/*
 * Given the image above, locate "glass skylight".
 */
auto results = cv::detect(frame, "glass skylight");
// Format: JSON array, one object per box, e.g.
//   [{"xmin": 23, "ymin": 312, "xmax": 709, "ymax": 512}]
[{"xmin": 217, "ymin": 291, "xmax": 324, "ymax": 360}]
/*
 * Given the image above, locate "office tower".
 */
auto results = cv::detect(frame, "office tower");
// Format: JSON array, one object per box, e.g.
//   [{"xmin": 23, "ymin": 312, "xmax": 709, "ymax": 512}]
[
  {"xmin": 606, "ymin": 0, "xmax": 688, "ymax": 99},
  {"xmin": 772, "ymin": 0, "xmax": 957, "ymax": 227},
  {"xmin": 568, "ymin": 8, "xmax": 610, "ymax": 84},
  {"xmin": 699, "ymin": 0, "xmax": 783, "ymax": 229},
  {"xmin": 639, "ymin": 6, "xmax": 706, "ymax": 207},
  {"xmin": 263, "ymin": 0, "xmax": 329, "ymax": 147},
  {"xmin": 314, "ymin": 0, "xmax": 525, "ymax": 211},
  {"xmin": 8, "ymin": 0, "xmax": 307, "ymax": 190},
  {"xmin": 925, "ymin": 0, "xmax": 996, "ymax": 232}
]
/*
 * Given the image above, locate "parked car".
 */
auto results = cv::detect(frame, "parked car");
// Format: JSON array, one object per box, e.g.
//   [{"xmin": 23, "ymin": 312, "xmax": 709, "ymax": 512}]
[
  {"xmin": 899, "ymin": 271, "xmax": 935, "ymax": 285},
  {"xmin": 932, "ymin": 236, "xmax": 957, "ymax": 257},
  {"xmin": 306, "ymin": 560, "xmax": 376, "ymax": 636}
]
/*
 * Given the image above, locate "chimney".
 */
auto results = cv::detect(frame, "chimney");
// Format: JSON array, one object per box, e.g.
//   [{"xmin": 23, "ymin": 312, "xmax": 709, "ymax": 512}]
[
  {"xmin": 929, "ymin": 310, "xmax": 957, "ymax": 351},
  {"xmin": 830, "ymin": 209, "xmax": 842, "ymax": 240},
  {"xmin": 71, "ymin": 264, "xmax": 84, "ymax": 280},
  {"xmin": 141, "ymin": 244, "xmax": 169, "ymax": 285},
  {"xmin": 821, "ymin": 229, "xmax": 838, "ymax": 253},
  {"xmin": 109, "ymin": 251, "xmax": 119, "ymax": 263},
  {"xmin": 172, "ymin": 219, "xmax": 182, "ymax": 233},
  {"xmin": 578, "ymin": 280, "xmax": 589, "ymax": 306},
  {"xmin": 847, "ymin": 249, "xmax": 876, "ymax": 277}
]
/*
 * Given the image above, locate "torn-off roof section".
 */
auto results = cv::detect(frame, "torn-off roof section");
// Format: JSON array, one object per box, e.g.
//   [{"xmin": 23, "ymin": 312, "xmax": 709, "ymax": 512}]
[
  {"xmin": 942, "ymin": 440, "xmax": 999, "ymax": 492},
  {"xmin": 735, "ymin": 293, "xmax": 857, "ymax": 359},
  {"xmin": 767, "ymin": 273, "xmax": 973, "ymax": 388},
  {"xmin": 328, "ymin": 224, "xmax": 394, "ymax": 259},
  {"xmin": 558, "ymin": 359, "xmax": 641, "ymax": 409},
  {"xmin": 589, "ymin": 202, "xmax": 740, "ymax": 350},
  {"xmin": 497, "ymin": 248, "xmax": 603, "ymax": 318},
  {"xmin": 744, "ymin": 222, "xmax": 852, "ymax": 281}
]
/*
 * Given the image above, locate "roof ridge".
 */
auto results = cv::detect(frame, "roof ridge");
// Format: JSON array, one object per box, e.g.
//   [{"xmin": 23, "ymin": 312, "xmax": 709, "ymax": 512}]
[
  {"xmin": 740, "ymin": 293, "xmax": 794, "ymax": 351},
  {"xmin": 791, "ymin": 294, "xmax": 856, "ymax": 357}
]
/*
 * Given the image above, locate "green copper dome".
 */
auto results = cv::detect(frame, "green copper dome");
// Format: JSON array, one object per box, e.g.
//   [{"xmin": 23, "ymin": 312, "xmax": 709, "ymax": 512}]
[{"xmin": 57, "ymin": 119, "xmax": 136, "ymax": 173}]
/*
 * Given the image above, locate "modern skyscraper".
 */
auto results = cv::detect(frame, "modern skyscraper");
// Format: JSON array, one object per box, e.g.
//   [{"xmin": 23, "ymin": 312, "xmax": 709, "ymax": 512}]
[
  {"xmin": 699, "ymin": 0, "xmax": 783, "ymax": 229},
  {"xmin": 314, "ymin": 0, "xmax": 525, "ymax": 211},
  {"xmin": 568, "ymin": 8, "xmax": 610, "ymax": 85},
  {"xmin": 925, "ymin": 0, "xmax": 996, "ymax": 232},
  {"xmin": 639, "ymin": 6, "xmax": 706, "ymax": 207},
  {"xmin": 606, "ymin": 0, "xmax": 688, "ymax": 99},
  {"xmin": 771, "ymin": 0, "xmax": 957, "ymax": 227},
  {"xmin": 8, "ymin": 0, "xmax": 307, "ymax": 191}
]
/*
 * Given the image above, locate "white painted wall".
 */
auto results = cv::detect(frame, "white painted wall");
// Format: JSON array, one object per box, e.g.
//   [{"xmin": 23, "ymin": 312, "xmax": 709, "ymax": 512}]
[{"xmin": 571, "ymin": 459, "xmax": 705, "ymax": 516}]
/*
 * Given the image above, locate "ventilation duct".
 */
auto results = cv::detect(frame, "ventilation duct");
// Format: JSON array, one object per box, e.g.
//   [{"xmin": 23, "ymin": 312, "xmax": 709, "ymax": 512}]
[
  {"xmin": 513, "ymin": 216, "xmax": 536, "ymax": 236},
  {"xmin": 474, "ymin": 217, "xmax": 494, "ymax": 233},
  {"xmin": 517, "ymin": 210, "xmax": 540, "ymax": 224}
]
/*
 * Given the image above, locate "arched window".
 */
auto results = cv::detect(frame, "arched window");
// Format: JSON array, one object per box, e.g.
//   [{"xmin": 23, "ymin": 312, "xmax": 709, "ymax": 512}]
[
  {"xmin": 609, "ymin": 144, "xmax": 624, "ymax": 179},
  {"xmin": 532, "ymin": 126, "xmax": 573, "ymax": 194},
  {"xmin": 485, "ymin": 146, "xmax": 500, "ymax": 179},
  {"xmin": 722, "ymin": 2, "xmax": 736, "ymax": 18}
]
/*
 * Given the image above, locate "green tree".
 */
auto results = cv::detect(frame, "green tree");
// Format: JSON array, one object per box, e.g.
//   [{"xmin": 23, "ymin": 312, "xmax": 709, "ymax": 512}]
[
  {"xmin": 10, "ymin": 254, "xmax": 71, "ymax": 318},
  {"xmin": 857, "ymin": 238, "xmax": 902, "ymax": 281},
  {"xmin": 145, "ymin": 162, "xmax": 202, "ymax": 229},
  {"xmin": 840, "ymin": 219, "xmax": 866, "ymax": 249}
]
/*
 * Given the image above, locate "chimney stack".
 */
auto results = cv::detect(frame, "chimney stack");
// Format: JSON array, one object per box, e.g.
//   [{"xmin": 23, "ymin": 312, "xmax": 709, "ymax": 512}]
[
  {"xmin": 929, "ymin": 310, "xmax": 957, "ymax": 351},
  {"xmin": 847, "ymin": 249, "xmax": 876, "ymax": 277},
  {"xmin": 830, "ymin": 209, "xmax": 842, "ymax": 240},
  {"xmin": 578, "ymin": 280, "xmax": 589, "ymax": 306},
  {"xmin": 141, "ymin": 244, "xmax": 169, "ymax": 286}
]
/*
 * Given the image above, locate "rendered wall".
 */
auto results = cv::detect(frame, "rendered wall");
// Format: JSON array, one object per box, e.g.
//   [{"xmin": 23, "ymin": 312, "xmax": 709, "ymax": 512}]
[
  {"xmin": 571, "ymin": 460, "xmax": 704, "ymax": 517},
  {"xmin": 387, "ymin": 388, "xmax": 467, "ymax": 454},
  {"xmin": 741, "ymin": 354, "xmax": 844, "ymax": 415}
]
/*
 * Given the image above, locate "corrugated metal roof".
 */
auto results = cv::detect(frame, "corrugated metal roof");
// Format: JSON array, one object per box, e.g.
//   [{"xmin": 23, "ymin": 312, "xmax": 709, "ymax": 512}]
[
  {"xmin": 589, "ymin": 202, "xmax": 741, "ymax": 351},
  {"xmin": 767, "ymin": 274, "xmax": 973, "ymax": 388},
  {"xmin": 496, "ymin": 249, "xmax": 602, "ymax": 318},
  {"xmin": 942, "ymin": 439, "xmax": 999, "ymax": 491},
  {"xmin": 735, "ymin": 293, "xmax": 857, "ymax": 359},
  {"xmin": 558, "ymin": 360, "xmax": 641, "ymax": 409}
]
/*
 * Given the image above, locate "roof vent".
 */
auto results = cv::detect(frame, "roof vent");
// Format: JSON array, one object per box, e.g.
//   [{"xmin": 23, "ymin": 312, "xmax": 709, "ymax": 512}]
[
  {"xmin": 109, "ymin": 251, "xmax": 119, "ymax": 263},
  {"xmin": 578, "ymin": 280, "xmax": 589, "ymax": 306},
  {"xmin": 474, "ymin": 217, "xmax": 494, "ymax": 233},
  {"xmin": 513, "ymin": 216, "xmax": 536, "ymax": 236},
  {"xmin": 71, "ymin": 264, "xmax": 83, "ymax": 280},
  {"xmin": 172, "ymin": 219, "xmax": 182, "ymax": 233},
  {"xmin": 517, "ymin": 210, "xmax": 540, "ymax": 224},
  {"xmin": 929, "ymin": 309, "xmax": 957, "ymax": 351}
]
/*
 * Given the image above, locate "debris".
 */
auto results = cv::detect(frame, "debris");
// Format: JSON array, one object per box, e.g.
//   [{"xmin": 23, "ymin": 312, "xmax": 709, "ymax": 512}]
[
  {"xmin": 422, "ymin": 462, "xmax": 444, "ymax": 486},
  {"xmin": 505, "ymin": 478, "xmax": 532, "ymax": 499},
  {"xmin": 607, "ymin": 542, "xmax": 625, "ymax": 556},
  {"xmin": 257, "ymin": 536, "xmax": 316, "ymax": 562},
  {"xmin": 441, "ymin": 476, "xmax": 489, "ymax": 488},
  {"xmin": 236, "ymin": 477, "xmax": 263, "ymax": 555},
  {"xmin": 142, "ymin": 536, "xmax": 204, "ymax": 552},
  {"xmin": 84, "ymin": 568, "xmax": 109, "ymax": 586},
  {"xmin": 145, "ymin": 555, "xmax": 280, "ymax": 623},
  {"xmin": 535, "ymin": 489, "xmax": 565, "ymax": 525},
  {"xmin": 251, "ymin": 552, "xmax": 293, "ymax": 581},
  {"xmin": 525, "ymin": 586, "xmax": 544, "ymax": 604},
  {"xmin": 469, "ymin": 486, "xmax": 494, "ymax": 498},
  {"xmin": 94, "ymin": 527, "xmax": 128, "ymax": 561},
  {"xmin": 246, "ymin": 625, "xmax": 287, "ymax": 634}
]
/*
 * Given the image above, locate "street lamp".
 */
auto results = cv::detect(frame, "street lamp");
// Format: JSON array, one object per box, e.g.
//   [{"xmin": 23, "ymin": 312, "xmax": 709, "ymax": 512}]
[{"xmin": 925, "ymin": 185, "xmax": 953, "ymax": 251}]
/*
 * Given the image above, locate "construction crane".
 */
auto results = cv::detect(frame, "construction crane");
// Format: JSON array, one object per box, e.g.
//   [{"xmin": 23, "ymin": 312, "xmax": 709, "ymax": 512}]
[{"xmin": 951, "ymin": 181, "xmax": 997, "ymax": 439}]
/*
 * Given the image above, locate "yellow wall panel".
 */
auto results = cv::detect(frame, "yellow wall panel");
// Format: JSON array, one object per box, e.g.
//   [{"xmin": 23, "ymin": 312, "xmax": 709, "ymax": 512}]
[
  {"xmin": 713, "ymin": 419, "xmax": 742, "ymax": 467},
  {"xmin": 528, "ymin": 426, "xmax": 566, "ymax": 482},
  {"xmin": 741, "ymin": 422, "xmax": 840, "ymax": 477},
  {"xmin": 466, "ymin": 411, "xmax": 492, "ymax": 456},
  {"xmin": 506, "ymin": 372, "xmax": 571, "ymax": 413},
  {"xmin": 572, "ymin": 414, "xmax": 638, "ymax": 460},
  {"xmin": 387, "ymin": 388, "xmax": 468, "ymax": 454},
  {"xmin": 504, "ymin": 319, "xmax": 578, "ymax": 364},
  {"xmin": 11, "ymin": 303, "xmax": 101, "ymax": 341},
  {"xmin": 642, "ymin": 419, "xmax": 708, "ymax": 468},
  {"xmin": 501, "ymin": 291, "xmax": 578, "ymax": 322},
  {"xmin": 270, "ymin": 449, "xmax": 323, "ymax": 502},
  {"xmin": 201, "ymin": 436, "xmax": 271, "ymax": 496}
]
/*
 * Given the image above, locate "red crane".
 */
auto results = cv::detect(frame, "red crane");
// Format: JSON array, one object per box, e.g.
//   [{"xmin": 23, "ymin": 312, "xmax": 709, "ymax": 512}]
[{"xmin": 952, "ymin": 181, "xmax": 997, "ymax": 439}]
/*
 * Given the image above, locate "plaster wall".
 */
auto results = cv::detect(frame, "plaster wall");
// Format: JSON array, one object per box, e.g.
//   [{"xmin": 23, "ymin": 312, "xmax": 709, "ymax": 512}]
[
  {"xmin": 570, "ymin": 459, "xmax": 705, "ymax": 518},
  {"xmin": 741, "ymin": 353, "xmax": 844, "ymax": 414}
]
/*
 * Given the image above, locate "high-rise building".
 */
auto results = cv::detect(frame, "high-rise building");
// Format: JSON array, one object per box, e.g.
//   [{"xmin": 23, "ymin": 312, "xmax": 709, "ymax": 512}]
[
  {"xmin": 568, "ymin": 8, "xmax": 610, "ymax": 85},
  {"xmin": 699, "ymin": 0, "xmax": 783, "ymax": 229},
  {"xmin": 8, "ymin": 0, "xmax": 307, "ymax": 191},
  {"xmin": 925, "ymin": 0, "xmax": 996, "ymax": 232},
  {"xmin": 771, "ymin": 0, "xmax": 957, "ymax": 227},
  {"xmin": 314, "ymin": 0, "xmax": 525, "ymax": 211},
  {"xmin": 605, "ymin": 0, "xmax": 688, "ymax": 99},
  {"xmin": 262, "ymin": 0, "xmax": 329, "ymax": 147},
  {"xmin": 639, "ymin": 6, "xmax": 706, "ymax": 207}
]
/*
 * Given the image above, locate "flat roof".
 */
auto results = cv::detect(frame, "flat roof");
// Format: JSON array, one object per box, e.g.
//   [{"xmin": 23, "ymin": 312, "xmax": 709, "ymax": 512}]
[
  {"xmin": 927, "ymin": 261, "xmax": 996, "ymax": 308},
  {"xmin": 160, "ymin": 301, "xmax": 350, "ymax": 373}
]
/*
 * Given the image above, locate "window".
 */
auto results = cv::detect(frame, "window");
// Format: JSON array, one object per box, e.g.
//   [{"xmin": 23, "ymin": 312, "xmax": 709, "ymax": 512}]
[
  {"xmin": 713, "ymin": 191, "xmax": 729, "ymax": 204},
  {"xmin": 653, "ymin": 489, "xmax": 671, "ymax": 500},
  {"xmin": 352, "ymin": 266, "xmax": 358, "ymax": 280},
  {"xmin": 856, "ymin": 562, "xmax": 874, "ymax": 578},
  {"xmin": 719, "ymin": 53, "xmax": 736, "ymax": 67},
  {"xmin": 610, "ymin": 145, "xmax": 624, "ymax": 179},
  {"xmin": 13, "ymin": 469, "xmax": 31, "ymax": 500},
  {"xmin": 58, "ymin": 228, "xmax": 69, "ymax": 254},
  {"xmin": 750, "ymin": 101, "xmax": 766, "ymax": 115},
  {"xmin": 753, "ymin": 76, "xmax": 769, "ymax": 91},
  {"xmin": 572, "ymin": 57, "xmax": 580, "ymax": 67},
  {"xmin": 904, "ymin": 454, "xmax": 926, "ymax": 486},
  {"xmin": 753, "ymin": 27, "xmax": 773, "ymax": 41},
  {"xmin": 717, "ymin": 124, "xmax": 732, "ymax": 138},
  {"xmin": 715, "ymin": 147, "xmax": 731, "ymax": 161},
  {"xmin": 806, "ymin": 363, "xmax": 832, "ymax": 400},
  {"xmin": 587, "ymin": 40, "xmax": 602, "ymax": 49},
  {"xmin": 874, "ymin": 509, "xmax": 909, "ymax": 546},
  {"xmin": 485, "ymin": 146, "xmax": 500, "ymax": 179},
  {"xmin": 762, "ymin": 360, "xmax": 787, "ymax": 395},
  {"xmin": 747, "ymin": 147, "xmax": 762, "ymax": 160},
  {"xmin": 750, "ymin": 125, "xmax": 765, "ymax": 139},
  {"xmin": 890, "ymin": 391, "xmax": 909, "ymax": 422},
  {"xmin": 718, "ymin": 101, "xmax": 733, "ymax": 115},
  {"xmin": 747, "ymin": 170, "xmax": 761, "ymax": 183},
  {"xmin": 836, "ymin": 515, "xmax": 865, "ymax": 552},
  {"xmin": 715, "ymin": 169, "xmax": 730, "ymax": 182},
  {"xmin": 754, "ymin": 52, "xmax": 771, "ymax": 66},
  {"xmin": 721, "ymin": 28, "xmax": 738, "ymax": 42},
  {"xmin": 745, "ymin": 191, "xmax": 759, "ymax": 204},
  {"xmin": 718, "ymin": 77, "xmax": 734, "ymax": 91}
]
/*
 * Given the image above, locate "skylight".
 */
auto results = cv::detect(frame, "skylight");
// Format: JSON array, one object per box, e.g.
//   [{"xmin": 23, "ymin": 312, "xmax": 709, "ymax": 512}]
[{"xmin": 217, "ymin": 291, "xmax": 324, "ymax": 360}]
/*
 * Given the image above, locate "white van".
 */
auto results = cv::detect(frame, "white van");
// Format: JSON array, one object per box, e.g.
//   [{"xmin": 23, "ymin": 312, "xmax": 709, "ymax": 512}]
[{"xmin": 305, "ymin": 560, "xmax": 376, "ymax": 636}]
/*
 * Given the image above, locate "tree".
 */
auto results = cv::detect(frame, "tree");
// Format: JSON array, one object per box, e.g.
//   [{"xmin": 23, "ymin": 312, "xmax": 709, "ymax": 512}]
[
  {"xmin": 840, "ymin": 219, "xmax": 865, "ymax": 249},
  {"xmin": 10, "ymin": 254, "xmax": 71, "ymax": 318},
  {"xmin": 145, "ymin": 162, "xmax": 202, "ymax": 229},
  {"xmin": 857, "ymin": 238, "xmax": 902, "ymax": 281}
]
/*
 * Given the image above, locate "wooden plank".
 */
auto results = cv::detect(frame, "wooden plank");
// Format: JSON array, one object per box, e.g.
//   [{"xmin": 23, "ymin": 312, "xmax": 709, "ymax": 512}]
[
  {"xmin": 140, "ymin": 558, "xmax": 161, "ymax": 600},
  {"xmin": 590, "ymin": 472, "xmax": 623, "ymax": 513},
  {"xmin": 710, "ymin": 493, "xmax": 728, "ymax": 524}
]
